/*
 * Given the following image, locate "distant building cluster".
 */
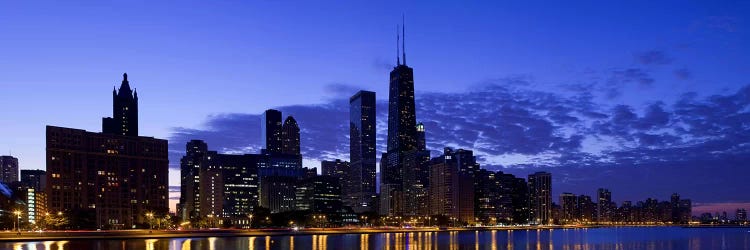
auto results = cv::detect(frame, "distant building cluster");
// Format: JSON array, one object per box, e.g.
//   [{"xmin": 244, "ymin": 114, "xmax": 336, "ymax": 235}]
[
  {"xmin": 698, "ymin": 208, "xmax": 749, "ymax": 225},
  {"xmin": 558, "ymin": 191, "xmax": 692, "ymax": 225}
]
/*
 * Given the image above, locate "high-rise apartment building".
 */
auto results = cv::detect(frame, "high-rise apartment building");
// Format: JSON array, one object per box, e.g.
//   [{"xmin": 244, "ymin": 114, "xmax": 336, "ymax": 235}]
[
  {"xmin": 428, "ymin": 148, "xmax": 474, "ymax": 224},
  {"xmin": 560, "ymin": 193, "xmax": 578, "ymax": 224},
  {"xmin": 528, "ymin": 172, "xmax": 552, "ymax": 225}
]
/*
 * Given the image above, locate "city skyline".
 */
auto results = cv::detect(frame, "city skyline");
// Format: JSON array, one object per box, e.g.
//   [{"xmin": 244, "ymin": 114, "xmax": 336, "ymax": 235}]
[{"xmin": 1, "ymin": 1, "xmax": 749, "ymax": 215}]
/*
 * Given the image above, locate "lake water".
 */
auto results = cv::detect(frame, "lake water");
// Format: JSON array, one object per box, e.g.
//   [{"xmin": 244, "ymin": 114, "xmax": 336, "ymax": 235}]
[{"xmin": 2, "ymin": 227, "xmax": 749, "ymax": 250}]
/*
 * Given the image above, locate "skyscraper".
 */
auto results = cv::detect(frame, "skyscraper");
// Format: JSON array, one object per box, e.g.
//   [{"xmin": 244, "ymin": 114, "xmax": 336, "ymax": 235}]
[
  {"xmin": 401, "ymin": 122, "xmax": 431, "ymax": 217},
  {"xmin": 262, "ymin": 109, "xmax": 283, "ymax": 153},
  {"xmin": 47, "ymin": 73, "xmax": 168, "ymax": 229},
  {"xmin": 281, "ymin": 116, "xmax": 301, "ymax": 156},
  {"xmin": 528, "ymin": 172, "xmax": 552, "ymax": 225},
  {"xmin": 401, "ymin": 148, "xmax": 431, "ymax": 217},
  {"xmin": 380, "ymin": 20, "xmax": 421, "ymax": 216},
  {"xmin": 178, "ymin": 140, "xmax": 208, "ymax": 222},
  {"xmin": 0, "ymin": 156, "xmax": 18, "ymax": 184},
  {"xmin": 102, "ymin": 73, "xmax": 138, "ymax": 136},
  {"xmin": 349, "ymin": 90, "xmax": 377, "ymax": 213},
  {"xmin": 597, "ymin": 188, "xmax": 612, "ymax": 223},
  {"xmin": 474, "ymin": 169, "xmax": 500, "ymax": 224}
]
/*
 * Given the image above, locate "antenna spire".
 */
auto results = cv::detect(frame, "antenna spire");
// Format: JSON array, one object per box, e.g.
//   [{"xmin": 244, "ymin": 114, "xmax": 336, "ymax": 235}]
[
  {"xmin": 396, "ymin": 24, "xmax": 400, "ymax": 65},
  {"xmin": 402, "ymin": 14, "xmax": 406, "ymax": 65}
]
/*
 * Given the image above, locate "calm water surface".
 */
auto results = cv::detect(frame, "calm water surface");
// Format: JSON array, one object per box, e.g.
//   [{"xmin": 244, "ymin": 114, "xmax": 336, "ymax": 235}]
[{"xmin": 3, "ymin": 227, "xmax": 750, "ymax": 250}]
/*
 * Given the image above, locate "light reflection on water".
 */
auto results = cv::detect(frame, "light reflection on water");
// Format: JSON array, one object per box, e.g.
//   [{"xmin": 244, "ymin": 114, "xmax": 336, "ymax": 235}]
[{"xmin": 5, "ymin": 227, "xmax": 750, "ymax": 250}]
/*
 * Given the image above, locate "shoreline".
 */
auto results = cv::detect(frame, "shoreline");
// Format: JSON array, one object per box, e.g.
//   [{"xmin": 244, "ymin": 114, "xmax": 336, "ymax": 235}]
[{"xmin": 0, "ymin": 224, "xmax": 744, "ymax": 242}]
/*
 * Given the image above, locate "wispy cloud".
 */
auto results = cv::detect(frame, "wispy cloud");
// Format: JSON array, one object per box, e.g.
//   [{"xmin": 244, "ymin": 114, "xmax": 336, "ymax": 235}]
[{"xmin": 635, "ymin": 50, "xmax": 673, "ymax": 65}]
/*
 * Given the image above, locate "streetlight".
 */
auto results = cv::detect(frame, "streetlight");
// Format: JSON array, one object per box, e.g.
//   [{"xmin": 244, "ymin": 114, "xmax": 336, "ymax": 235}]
[
  {"xmin": 13, "ymin": 210, "xmax": 21, "ymax": 234},
  {"xmin": 247, "ymin": 214, "xmax": 254, "ymax": 228},
  {"xmin": 146, "ymin": 212, "xmax": 154, "ymax": 233}
]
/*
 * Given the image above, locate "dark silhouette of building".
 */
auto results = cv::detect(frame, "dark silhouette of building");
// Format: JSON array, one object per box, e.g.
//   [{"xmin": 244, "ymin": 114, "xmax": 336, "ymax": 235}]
[
  {"xmin": 261, "ymin": 109, "xmax": 283, "ymax": 153},
  {"xmin": 102, "ymin": 73, "xmax": 138, "ymax": 136},
  {"xmin": 428, "ymin": 148, "xmax": 474, "ymax": 224},
  {"xmin": 321, "ymin": 159, "xmax": 353, "ymax": 209},
  {"xmin": 475, "ymin": 169, "xmax": 500, "ymax": 224},
  {"xmin": 380, "ymin": 21, "xmax": 421, "ymax": 216},
  {"xmin": 281, "ymin": 116, "xmax": 300, "ymax": 156},
  {"xmin": 401, "ymin": 122, "xmax": 431, "ymax": 217},
  {"xmin": 670, "ymin": 193, "xmax": 692, "ymax": 224},
  {"xmin": 178, "ymin": 140, "xmax": 208, "ymax": 223},
  {"xmin": 321, "ymin": 159, "xmax": 348, "ymax": 178},
  {"xmin": 0, "ymin": 156, "xmax": 18, "ymax": 184},
  {"xmin": 737, "ymin": 209, "xmax": 747, "ymax": 222},
  {"xmin": 528, "ymin": 172, "xmax": 552, "ymax": 225},
  {"xmin": 577, "ymin": 195, "xmax": 595, "ymax": 223},
  {"xmin": 560, "ymin": 193, "xmax": 577, "ymax": 224},
  {"xmin": 402, "ymin": 147, "xmax": 431, "ymax": 217},
  {"xmin": 260, "ymin": 176, "xmax": 297, "ymax": 213},
  {"xmin": 257, "ymin": 109, "xmax": 306, "ymax": 213},
  {"xmin": 302, "ymin": 167, "xmax": 318, "ymax": 179},
  {"xmin": 46, "ymin": 73, "xmax": 168, "ymax": 229},
  {"xmin": 475, "ymin": 169, "xmax": 527, "ymax": 225},
  {"xmin": 597, "ymin": 188, "xmax": 612, "ymax": 223},
  {"xmin": 349, "ymin": 90, "xmax": 377, "ymax": 213},
  {"xmin": 306, "ymin": 176, "xmax": 343, "ymax": 214},
  {"xmin": 257, "ymin": 151, "xmax": 303, "ymax": 215},
  {"xmin": 20, "ymin": 169, "xmax": 46, "ymax": 191},
  {"xmin": 507, "ymin": 176, "xmax": 530, "ymax": 225}
]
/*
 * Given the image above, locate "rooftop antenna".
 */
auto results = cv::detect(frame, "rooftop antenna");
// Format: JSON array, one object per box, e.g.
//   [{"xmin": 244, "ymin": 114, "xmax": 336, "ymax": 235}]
[
  {"xmin": 396, "ymin": 24, "xmax": 400, "ymax": 65},
  {"xmin": 402, "ymin": 14, "xmax": 406, "ymax": 65}
]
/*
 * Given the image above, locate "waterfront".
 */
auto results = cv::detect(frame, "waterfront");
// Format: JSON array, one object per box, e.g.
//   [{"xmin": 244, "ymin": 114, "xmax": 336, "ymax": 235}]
[{"xmin": 1, "ymin": 227, "xmax": 749, "ymax": 250}]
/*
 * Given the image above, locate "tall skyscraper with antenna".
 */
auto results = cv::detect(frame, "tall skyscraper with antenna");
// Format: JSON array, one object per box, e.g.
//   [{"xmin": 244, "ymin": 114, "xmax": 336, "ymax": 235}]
[{"xmin": 380, "ymin": 17, "xmax": 429, "ymax": 216}]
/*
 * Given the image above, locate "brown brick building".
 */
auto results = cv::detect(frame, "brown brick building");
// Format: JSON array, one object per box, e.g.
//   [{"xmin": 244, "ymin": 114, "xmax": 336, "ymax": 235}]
[{"xmin": 45, "ymin": 73, "xmax": 168, "ymax": 229}]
